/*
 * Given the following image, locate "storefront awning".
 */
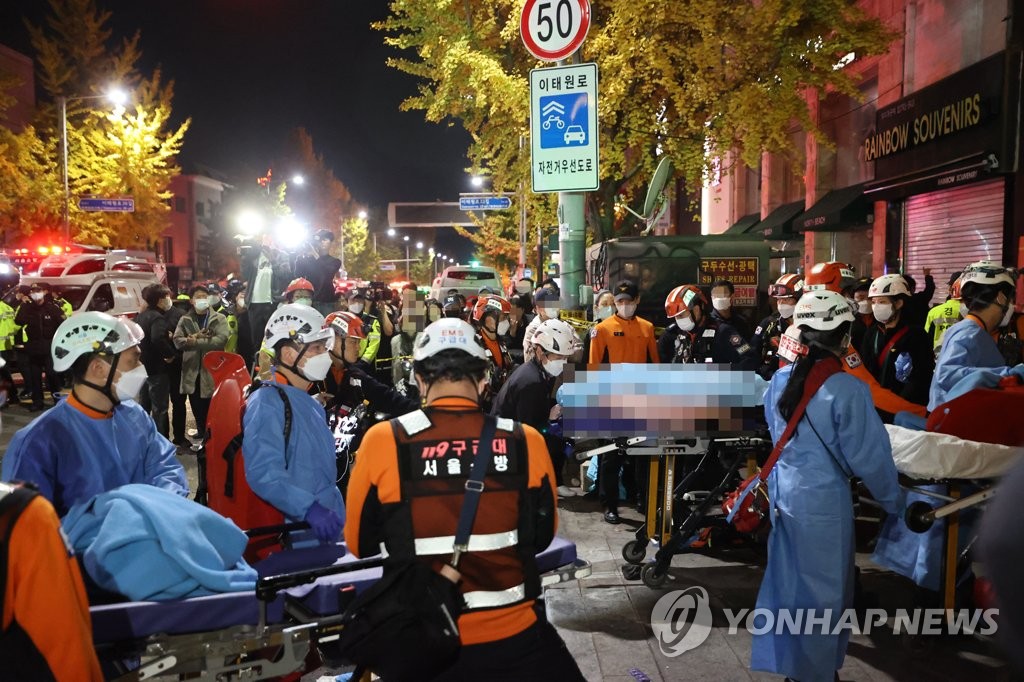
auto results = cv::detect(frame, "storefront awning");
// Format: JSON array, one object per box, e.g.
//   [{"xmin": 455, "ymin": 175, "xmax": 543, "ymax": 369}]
[
  {"xmin": 723, "ymin": 213, "xmax": 761, "ymax": 235},
  {"xmin": 863, "ymin": 154, "xmax": 1000, "ymax": 201},
  {"xmin": 793, "ymin": 183, "xmax": 873, "ymax": 232},
  {"xmin": 754, "ymin": 201, "xmax": 804, "ymax": 239}
]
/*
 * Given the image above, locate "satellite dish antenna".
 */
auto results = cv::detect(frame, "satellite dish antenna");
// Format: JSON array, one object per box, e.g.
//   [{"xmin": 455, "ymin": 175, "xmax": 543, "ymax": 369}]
[{"xmin": 619, "ymin": 157, "xmax": 674, "ymax": 236}]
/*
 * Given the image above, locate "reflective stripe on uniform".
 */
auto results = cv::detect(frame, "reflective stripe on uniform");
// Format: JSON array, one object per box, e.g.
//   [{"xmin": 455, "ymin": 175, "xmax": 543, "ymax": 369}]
[
  {"xmin": 415, "ymin": 530, "xmax": 519, "ymax": 555},
  {"xmin": 463, "ymin": 583, "xmax": 526, "ymax": 609}
]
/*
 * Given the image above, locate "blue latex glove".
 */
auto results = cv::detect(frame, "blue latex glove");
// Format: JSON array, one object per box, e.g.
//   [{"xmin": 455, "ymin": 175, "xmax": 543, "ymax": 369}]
[
  {"xmin": 304, "ymin": 501, "xmax": 343, "ymax": 544},
  {"xmin": 895, "ymin": 351, "xmax": 913, "ymax": 383},
  {"xmin": 1012, "ymin": 364, "xmax": 1024, "ymax": 381}
]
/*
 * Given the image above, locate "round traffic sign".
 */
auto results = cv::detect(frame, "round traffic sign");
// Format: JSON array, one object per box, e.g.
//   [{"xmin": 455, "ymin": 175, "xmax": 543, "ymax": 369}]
[{"xmin": 520, "ymin": 0, "xmax": 591, "ymax": 63}]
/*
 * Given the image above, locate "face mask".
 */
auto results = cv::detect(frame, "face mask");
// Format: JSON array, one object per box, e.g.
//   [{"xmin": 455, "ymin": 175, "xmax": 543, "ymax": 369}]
[
  {"xmin": 114, "ymin": 364, "xmax": 148, "ymax": 402},
  {"xmin": 676, "ymin": 316, "xmax": 695, "ymax": 332},
  {"xmin": 872, "ymin": 302, "xmax": 894, "ymax": 324},
  {"xmin": 959, "ymin": 303, "xmax": 970, "ymax": 319},
  {"xmin": 777, "ymin": 303, "xmax": 796, "ymax": 320},
  {"xmin": 349, "ymin": 303, "xmax": 364, "ymax": 315},
  {"xmin": 544, "ymin": 357, "xmax": 567, "ymax": 377},
  {"xmin": 595, "ymin": 305, "xmax": 614, "ymax": 321},
  {"xmin": 616, "ymin": 302, "xmax": 637, "ymax": 319},
  {"xmin": 857, "ymin": 300, "xmax": 871, "ymax": 315},
  {"xmin": 1000, "ymin": 302, "xmax": 1014, "ymax": 328},
  {"xmin": 541, "ymin": 306, "xmax": 561, "ymax": 320},
  {"xmin": 515, "ymin": 282, "xmax": 532, "ymax": 294},
  {"xmin": 301, "ymin": 352, "xmax": 333, "ymax": 381},
  {"xmin": 497, "ymin": 319, "xmax": 510, "ymax": 336},
  {"xmin": 30, "ymin": 292, "xmax": 44, "ymax": 302},
  {"xmin": 712, "ymin": 297, "xmax": 731, "ymax": 312},
  {"xmin": 295, "ymin": 297, "xmax": 313, "ymax": 307},
  {"xmin": 194, "ymin": 298, "xmax": 210, "ymax": 312},
  {"xmin": 159, "ymin": 297, "xmax": 172, "ymax": 311}
]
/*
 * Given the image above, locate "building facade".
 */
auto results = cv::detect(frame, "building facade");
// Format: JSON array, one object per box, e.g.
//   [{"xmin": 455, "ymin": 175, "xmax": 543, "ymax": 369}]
[
  {"xmin": 0, "ymin": 44, "xmax": 35, "ymax": 133},
  {"xmin": 165, "ymin": 174, "xmax": 228, "ymax": 286},
  {"xmin": 703, "ymin": 0, "xmax": 1022, "ymax": 304}
]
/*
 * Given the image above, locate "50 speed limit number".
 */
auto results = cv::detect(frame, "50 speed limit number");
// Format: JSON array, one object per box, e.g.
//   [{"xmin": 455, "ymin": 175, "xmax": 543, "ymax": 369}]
[{"xmin": 520, "ymin": 0, "xmax": 591, "ymax": 62}]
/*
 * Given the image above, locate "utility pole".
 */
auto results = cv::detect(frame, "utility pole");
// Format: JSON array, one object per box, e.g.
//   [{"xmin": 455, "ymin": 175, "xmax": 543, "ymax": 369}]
[
  {"xmin": 339, "ymin": 222, "xmax": 346, "ymax": 278},
  {"xmin": 519, "ymin": 135, "xmax": 528, "ymax": 271}
]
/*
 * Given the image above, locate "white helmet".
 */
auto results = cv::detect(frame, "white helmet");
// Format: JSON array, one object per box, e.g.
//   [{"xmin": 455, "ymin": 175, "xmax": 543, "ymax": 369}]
[
  {"xmin": 792, "ymin": 290, "xmax": 855, "ymax": 332},
  {"xmin": 868, "ymin": 274, "xmax": 911, "ymax": 299},
  {"xmin": 263, "ymin": 303, "xmax": 333, "ymax": 349},
  {"xmin": 51, "ymin": 312, "xmax": 144, "ymax": 372},
  {"xmin": 413, "ymin": 318, "xmax": 488, "ymax": 362},
  {"xmin": 959, "ymin": 261, "xmax": 1017, "ymax": 289},
  {"xmin": 532, "ymin": 319, "xmax": 582, "ymax": 356}
]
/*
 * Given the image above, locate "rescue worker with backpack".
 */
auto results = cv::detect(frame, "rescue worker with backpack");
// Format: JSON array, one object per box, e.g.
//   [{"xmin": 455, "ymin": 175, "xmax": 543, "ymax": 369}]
[
  {"xmin": 0, "ymin": 481, "xmax": 103, "ymax": 680},
  {"xmin": 242, "ymin": 304, "xmax": 345, "ymax": 545},
  {"xmin": 345, "ymin": 318, "xmax": 585, "ymax": 680},
  {"xmin": 2, "ymin": 312, "xmax": 189, "ymax": 517},
  {"xmin": 748, "ymin": 274, "xmax": 803, "ymax": 379},
  {"xmin": 859, "ymin": 274, "xmax": 934, "ymax": 407},
  {"xmin": 752, "ymin": 289, "xmax": 903, "ymax": 682}
]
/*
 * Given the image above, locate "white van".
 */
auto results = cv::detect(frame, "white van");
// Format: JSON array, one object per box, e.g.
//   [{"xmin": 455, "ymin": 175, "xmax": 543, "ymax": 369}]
[{"xmin": 430, "ymin": 265, "xmax": 503, "ymax": 301}]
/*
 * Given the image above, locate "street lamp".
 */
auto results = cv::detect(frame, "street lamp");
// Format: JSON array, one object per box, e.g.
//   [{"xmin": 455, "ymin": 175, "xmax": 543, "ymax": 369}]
[
  {"xmin": 471, "ymin": 175, "xmax": 485, "ymax": 188},
  {"xmin": 59, "ymin": 87, "xmax": 128, "ymax": 242},
  {"xmin": 358, "ymin": 210, "xmax": 368, "ymax": 220},
  {"xmin": 291, "ymin": 174, "xmax": 305, "ymax": 186}
]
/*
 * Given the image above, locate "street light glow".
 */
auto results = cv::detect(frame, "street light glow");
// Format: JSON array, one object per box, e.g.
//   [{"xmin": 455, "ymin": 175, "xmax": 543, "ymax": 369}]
[
  {"xmin": 291, "ymin": 174, "xmax": 305, "ymax": 186},
  {"xmin": 106, "ymin": 88, "xmax": 128, "ymax": 106},
  {"xmin": 471, "ymin": 175, "xmax": 484, "ymax": 188},
  {"xmin": 387, "ymin": 228, "xmax": 396, "ymax": 237},
  {"xmin": 274, "ymin": 215, "xmax": 308, "ymax": 250},
  {"xmin": 358, "ymin": 210, "xmax": 368, "ymax": 220},
  {"xmin": 236, "ymin": 209, "xmax": 265, "ymax": 236},
  {"xmin": 403, "ymin": 235, "xmax": 409, "ymax": 242},
  {"xmin": 416, "ymin": 241, "xmax": 423, "ymax": 249}
]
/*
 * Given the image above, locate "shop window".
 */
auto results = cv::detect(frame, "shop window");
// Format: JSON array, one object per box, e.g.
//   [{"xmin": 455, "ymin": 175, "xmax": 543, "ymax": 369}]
[{"xmin": 817, "ymin": 77, "xmax": 877, "ymax": 191}]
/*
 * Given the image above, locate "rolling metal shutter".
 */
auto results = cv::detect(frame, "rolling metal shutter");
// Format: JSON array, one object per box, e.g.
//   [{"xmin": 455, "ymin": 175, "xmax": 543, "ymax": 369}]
[{"xmin": 904, "ymin": 179, "xmax": 1005, "ymax": 307}]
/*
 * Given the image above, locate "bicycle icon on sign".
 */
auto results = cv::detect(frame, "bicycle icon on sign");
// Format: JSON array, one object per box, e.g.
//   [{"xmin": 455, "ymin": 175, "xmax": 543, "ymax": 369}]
[
  {"xmin": 543, "ymin": 114, "xmax": 566, "ymax": 130},
  {"xmin": 541, "ymin": 100, "xmax": 567, "ymax": 131}
]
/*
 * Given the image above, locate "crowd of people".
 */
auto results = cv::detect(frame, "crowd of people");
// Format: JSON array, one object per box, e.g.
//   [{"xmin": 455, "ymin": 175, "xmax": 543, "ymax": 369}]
[{"xmin": 1, "ymin": 242, "xmax": 1023, "ymax": 680}]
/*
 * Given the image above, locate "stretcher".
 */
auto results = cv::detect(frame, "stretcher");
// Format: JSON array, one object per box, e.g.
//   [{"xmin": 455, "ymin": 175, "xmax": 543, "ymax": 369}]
[
  {"xmin": 605, "ymin": 435, "xmax": 770, "ymax": 589},
  {"xmin": 92, "ymin": 536, "xmax": 591, "ymax": 680},
  {"xmin": 887, "ymin": 424, "xmax": 1024, "ymax": 611}
]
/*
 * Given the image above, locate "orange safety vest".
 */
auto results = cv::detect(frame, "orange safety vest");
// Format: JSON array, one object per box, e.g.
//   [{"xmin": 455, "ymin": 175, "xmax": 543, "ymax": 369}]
[{"xmin": 345, "ymin": 397, "xmax": 558, "ymax": 646}]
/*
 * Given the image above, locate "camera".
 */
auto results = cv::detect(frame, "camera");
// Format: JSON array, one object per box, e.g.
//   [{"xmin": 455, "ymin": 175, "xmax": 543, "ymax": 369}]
[{"xmin": 362, "ymin": 281, "xmax": 391, "ymax": 303}]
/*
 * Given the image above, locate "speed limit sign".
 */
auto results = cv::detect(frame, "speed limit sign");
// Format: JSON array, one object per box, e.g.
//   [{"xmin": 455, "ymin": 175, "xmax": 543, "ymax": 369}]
[{"xmin": 520, "ymin": 0, "xmax": 591, "ymax": 62}]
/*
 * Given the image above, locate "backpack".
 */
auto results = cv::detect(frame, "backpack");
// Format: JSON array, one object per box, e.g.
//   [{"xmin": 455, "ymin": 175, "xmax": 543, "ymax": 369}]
[{"xmin": 203, "ymin": 351, "xmax": 293, "ymax": 561}]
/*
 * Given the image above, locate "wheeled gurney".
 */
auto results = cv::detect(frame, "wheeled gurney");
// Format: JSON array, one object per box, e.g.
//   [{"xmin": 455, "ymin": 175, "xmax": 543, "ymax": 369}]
[
  {"xmin": 886, "ymin": 424, "xmax": 1024, "ymax": 610},
  {"xmin": 92, "ymin": 537, "xmax": 591, "ymax": 680}
]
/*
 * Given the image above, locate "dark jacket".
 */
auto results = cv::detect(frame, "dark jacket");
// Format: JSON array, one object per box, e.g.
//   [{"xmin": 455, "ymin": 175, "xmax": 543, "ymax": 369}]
[
  {"xmin": 904, "ymin": 274, "xmax": 937, "ymax": 329},
  {"xmin": 858, "ymin": 319, "xmax": 935, "ymax": 406},
  {"xmin": 490, "ymin": 358, "xmax": 564, "ymax": 459},
  {"xmin": 295, "ymin": 253, "xmax": 342, "ymax": 303},
  {"xmin": 658, "ymin": 318, "xmax": 756, "ymax": 368},
  {"xmin": 136, "ymin": 307, "xmax": 175, "ymax": 375},
  {"xmin": 15, "ymin": 298, "xmax": 64, "ymax": 356},
  {"xmin": 710, "ymin": 307, "xmax": 752, "ymax": 342},
  {"xmin": 240, "ymin": 244, "xmax": 293, "ymax": 305}
]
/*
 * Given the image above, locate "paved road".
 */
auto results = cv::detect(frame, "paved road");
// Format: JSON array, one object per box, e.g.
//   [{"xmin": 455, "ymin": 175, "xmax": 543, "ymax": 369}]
[{"xmin": 0, "ymin": 400, "xmax": 1013, "ymax": 681}]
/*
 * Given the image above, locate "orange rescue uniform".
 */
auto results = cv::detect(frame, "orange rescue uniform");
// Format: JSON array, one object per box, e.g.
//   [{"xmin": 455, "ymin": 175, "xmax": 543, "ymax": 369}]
[
  {"xmin": 588, "ymin": 314, "xmax": 659, "ymax": 368},
  {"xmin": 345, "ymin": 397, "xmax": 559, "ymax": 646},
  {"xmin": 841, "ymin": 347, "xmax": 926, "ymax": 417}
]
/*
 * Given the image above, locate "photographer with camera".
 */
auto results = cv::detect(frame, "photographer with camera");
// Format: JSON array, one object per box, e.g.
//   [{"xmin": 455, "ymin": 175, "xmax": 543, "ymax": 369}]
[
  {"xmin": 295, "ymin": 229, "xmax": 343, "ymax": 316},
  {"xmin": 239, "ymin": 236, "xmax": 292, "ymax": 355},
  {"xmin": 347, "ymin": 289, "xmax": 383, "ymax": 367}
]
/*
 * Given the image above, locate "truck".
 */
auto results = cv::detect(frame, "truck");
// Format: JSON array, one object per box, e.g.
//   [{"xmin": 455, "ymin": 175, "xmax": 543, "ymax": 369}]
[{"xmin": 586, "ymin": 235, "xmax": 798, "ymax": 329}]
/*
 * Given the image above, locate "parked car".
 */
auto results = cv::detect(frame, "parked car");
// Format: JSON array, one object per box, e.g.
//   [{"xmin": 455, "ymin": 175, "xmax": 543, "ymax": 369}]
[
  {"xmin": 429, "ymin": 265, "xmax": 503, "ymax": 301},
  {"xmin": 22, "ymin": 270, "xmax": 160, "ymax": 319}
]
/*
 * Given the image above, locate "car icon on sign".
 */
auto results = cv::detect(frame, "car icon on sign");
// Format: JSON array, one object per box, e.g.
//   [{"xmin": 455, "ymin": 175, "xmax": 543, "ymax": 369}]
[{"xmin": 563, "ymin": 125, "xmax": 586, "ymax": 144}]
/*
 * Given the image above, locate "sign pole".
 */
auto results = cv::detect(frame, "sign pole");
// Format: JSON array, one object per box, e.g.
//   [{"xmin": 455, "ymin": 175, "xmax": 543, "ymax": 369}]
[
  {"xmin": 558, "ymin": 51, "xmax": 586, "ymax": 309},
  {"xmin": 519, "ymin": 135, "xmax": 528, "ymax": 272}
]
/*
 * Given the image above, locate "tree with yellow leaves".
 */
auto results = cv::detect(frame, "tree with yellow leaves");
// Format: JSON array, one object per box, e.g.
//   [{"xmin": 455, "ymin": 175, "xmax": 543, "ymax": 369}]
[{"xmin": 377, "ymin": 0, "xmax": 894, "ymax": 244}]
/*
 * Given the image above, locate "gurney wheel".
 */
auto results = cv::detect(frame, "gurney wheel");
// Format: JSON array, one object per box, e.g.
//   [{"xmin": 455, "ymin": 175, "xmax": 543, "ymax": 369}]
[
  {"xmin": 622, "ymin": 540, "xmax": 647, "ymax": 565},
  {"xmin": 905, "ymin": 500, "xmax": 936, "ymax": 534},
  {"xmin": 641, "ymin": 563, "xmax": 668, "ymax": 589}
]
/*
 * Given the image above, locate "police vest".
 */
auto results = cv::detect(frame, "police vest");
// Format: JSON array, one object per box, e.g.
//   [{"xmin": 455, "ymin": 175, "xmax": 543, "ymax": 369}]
[{"xmin": 387, "ymin": 408, "xmax": 540, "ymax": 613}]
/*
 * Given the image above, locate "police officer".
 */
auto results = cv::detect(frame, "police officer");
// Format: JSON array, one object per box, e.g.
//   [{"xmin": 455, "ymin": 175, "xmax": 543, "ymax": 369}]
[
  {"xmin": 925, "ymin": 274, "xmax": 963, "ymax": 357},
  {"xmin": 658, "ymin": 284, "xmax": 753, "ymax": 366},
  {"xmin": 709, "ymin": 278, "xmax": 752, "ymax": 341},
  {"xmin": 347, "ymin": 289, "xmax": 383, "ymax": 366},
  {"xmin": 441, "ymin": 292, "xmax": 467, "ymax": 321},
  {"xmin": 345, "ymin": 318, "xmax": 585, "ymax": 680},
  {"xmin": 749, "ymin": 274, "xmax": 803, "ymax": 378},
  {"xmin": 859, "ymin": 274, "xmax": 934, "ymax": 407},
  {"xmin": 15, "ymin": 282, "xmax": 65, "ymax": 412}
]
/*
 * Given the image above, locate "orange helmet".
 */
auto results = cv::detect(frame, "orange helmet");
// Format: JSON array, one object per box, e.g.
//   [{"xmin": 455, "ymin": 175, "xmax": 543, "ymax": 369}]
[
  {"xmin": 664, "ymin": 284, "xmax": 706, "ymax": 319},
  {"xmin": 769, "ymin": 273, "xmax": 803, "ymax": 299},
  {"xmin": 803, "ymin": 262, "xmax": 857, "ymax": 294},
  {"xmin": 325, "ymin": 311, "xmax": 367, "ymax": 340},
  {"xmin": 285, "ymin": 277, "xmax": 315, "ymax": 298},
  {"xmin": 472, "ymin": 294, "xmax": 511, "ymax": 323}
]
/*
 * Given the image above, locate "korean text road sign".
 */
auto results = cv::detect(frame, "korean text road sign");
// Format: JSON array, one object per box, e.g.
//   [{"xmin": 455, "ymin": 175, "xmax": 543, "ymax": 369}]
[
  {"xmin": 530, "ymin": 63, "xmax": 599, "ymax": 193},
  {"xmin": 459, "ymin": 195, "xmax": 513, "ymax": 211},
  {"xmin": 521, "ymin": 0, "xmax": 591, "ymax": 62},
  {"xmin": 78, "ymin": 197, "xmax": 135, "ymax": 212}
]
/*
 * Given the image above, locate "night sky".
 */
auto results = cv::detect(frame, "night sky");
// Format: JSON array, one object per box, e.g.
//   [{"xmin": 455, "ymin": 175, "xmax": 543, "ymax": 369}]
[{"xmin": 0, "ymin": 1, "xmax": 474, "ymax": 211}]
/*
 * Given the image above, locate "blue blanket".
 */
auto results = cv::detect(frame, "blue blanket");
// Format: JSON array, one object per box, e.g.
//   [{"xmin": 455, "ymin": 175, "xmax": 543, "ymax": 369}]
[{"xmin": 63, "ymin": 484, "xmax": 257, "ymax": 601}]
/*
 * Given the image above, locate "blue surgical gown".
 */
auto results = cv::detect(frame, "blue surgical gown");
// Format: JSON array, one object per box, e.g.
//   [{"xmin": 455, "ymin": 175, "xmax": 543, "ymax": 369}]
[
  {"xmin": 241, "ymin": 379, "xmax": 345, "ymax": 526},
  {"xmin": 1, "ymin": 399, "xmax": 189, "ymax": 517},
  {"xmin": 874, "ymin": 319, "xmax": 1021, "ymax": 591},
  {"xmin": 753, "ymin": 365, "xmax": 903, "ymax": 682}
]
